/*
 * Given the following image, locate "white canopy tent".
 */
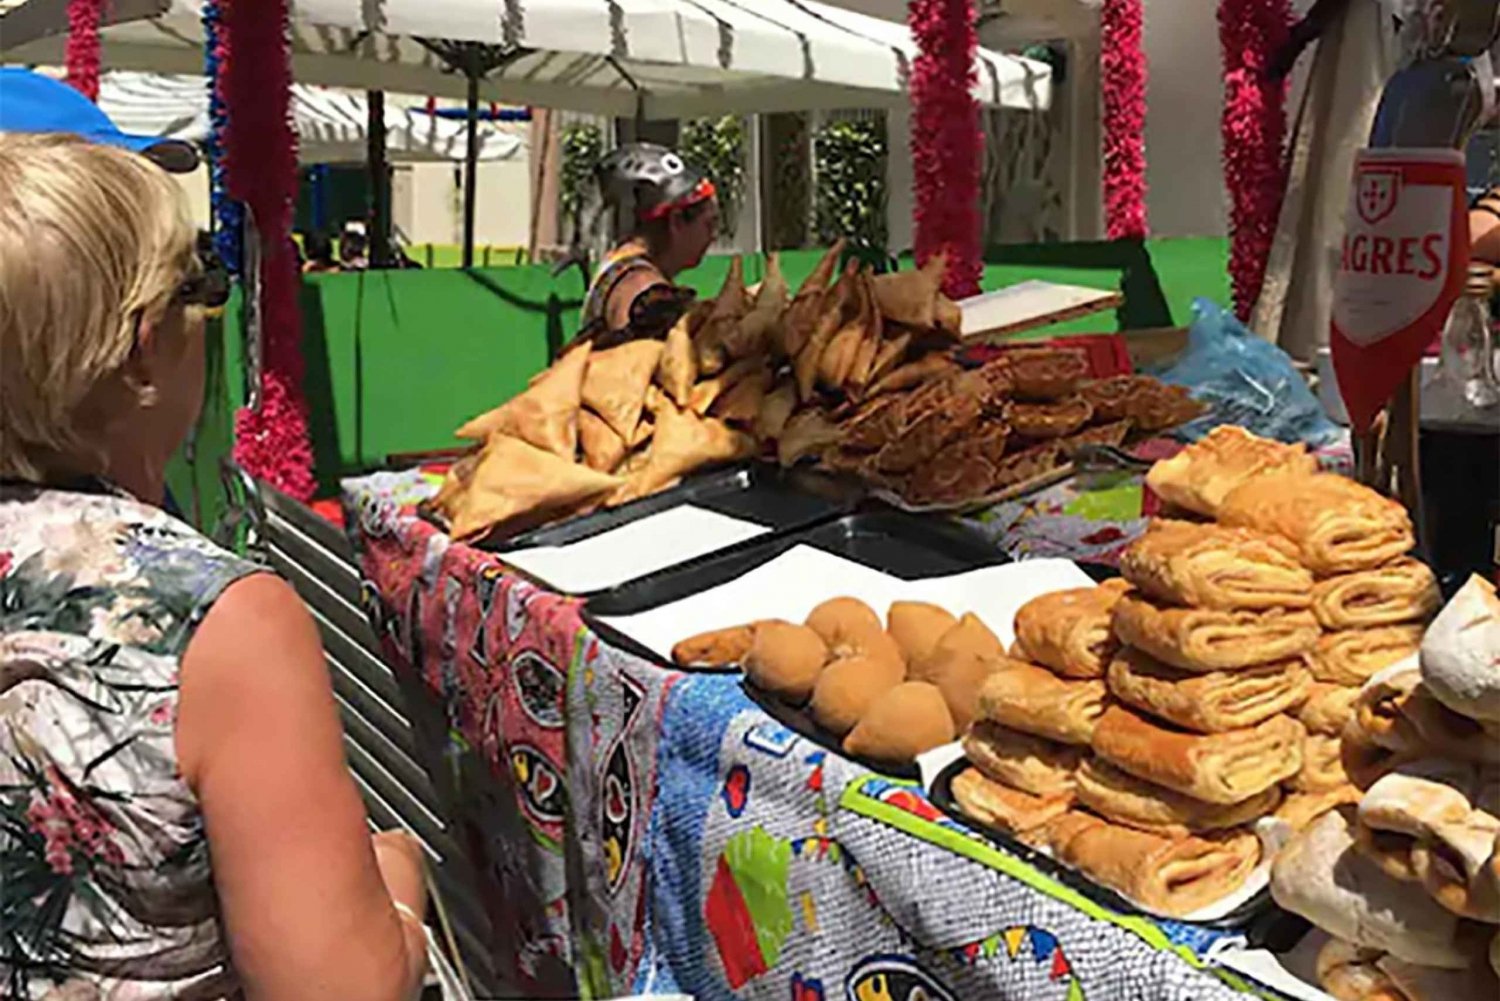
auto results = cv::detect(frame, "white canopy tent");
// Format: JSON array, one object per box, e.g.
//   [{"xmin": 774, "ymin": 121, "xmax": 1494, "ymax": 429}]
[
  {"xmin": 95, "ymin": 70, "xmax": 525, "ymax": 163},
  {"xmin": 0, "ymin": 0, "xmax": 1052, "ymax": 115}
]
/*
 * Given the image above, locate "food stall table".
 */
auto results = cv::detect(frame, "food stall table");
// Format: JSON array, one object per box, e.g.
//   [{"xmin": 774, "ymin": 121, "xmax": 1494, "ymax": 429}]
[{"xmin": 344, "ymin": 470, "xmax": 1307, "ymax": 1000}]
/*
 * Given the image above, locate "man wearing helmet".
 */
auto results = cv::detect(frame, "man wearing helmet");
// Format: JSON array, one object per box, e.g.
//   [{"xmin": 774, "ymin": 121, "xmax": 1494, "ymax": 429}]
[{"xmin": 578, "ymin": 142, "xmax": 720, "ymax": 346}]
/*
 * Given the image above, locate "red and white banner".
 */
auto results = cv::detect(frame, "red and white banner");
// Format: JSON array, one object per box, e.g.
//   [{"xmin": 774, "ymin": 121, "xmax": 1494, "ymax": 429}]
[{"xmin": 1331, "ymin": 148, "xmax": 1469, "ymax": 433}]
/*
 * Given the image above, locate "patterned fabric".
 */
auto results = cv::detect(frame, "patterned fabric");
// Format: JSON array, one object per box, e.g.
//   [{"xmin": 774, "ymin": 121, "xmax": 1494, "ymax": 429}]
[
  {"xmin": 343, "ymin": 472, "xmax": 1305, "ymax": 1001},
  {"xmin": 0, "ymin": 484, "xmax": 259, "ymax": 1001}
]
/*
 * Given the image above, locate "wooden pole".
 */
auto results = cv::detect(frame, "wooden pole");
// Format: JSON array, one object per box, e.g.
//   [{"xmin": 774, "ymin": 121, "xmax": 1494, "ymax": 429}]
[
  {"xmin": 367, "ymin": 89, "xmax": 391, "ymax": 267},
  {"xmin": 463, "ymin": 64, "xmax": 480, "ymax": 269}
]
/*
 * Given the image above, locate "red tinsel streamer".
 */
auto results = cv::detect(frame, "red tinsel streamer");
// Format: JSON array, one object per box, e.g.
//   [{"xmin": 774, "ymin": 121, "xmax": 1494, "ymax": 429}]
[
  {"xmin": 64, "ymin": 0, "xmax": 104, "ymax": 101},
  {"xmin": 1101, "ymin": 0, "xmax": 1148, "ymax": 240},
  {"xmin": 223, "ymin": 0, "xmax": 316, "ymax": 500},
  {"xmin": 908, "ymin": 0, "xmax": 982, "ymax": 299},
  {"xmin": 1219, "ymin": 0, "xmax": 1294, "ymax": 321}
]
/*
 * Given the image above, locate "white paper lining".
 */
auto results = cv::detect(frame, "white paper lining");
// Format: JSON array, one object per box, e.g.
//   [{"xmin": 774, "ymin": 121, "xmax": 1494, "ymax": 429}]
[
  {"xmin": 593, "ymin": 547, "xmax": 1097, "ymax": 663},
  {"xmin": 501, "ymin": 504, "xmax": 770, "ymax": 594}
]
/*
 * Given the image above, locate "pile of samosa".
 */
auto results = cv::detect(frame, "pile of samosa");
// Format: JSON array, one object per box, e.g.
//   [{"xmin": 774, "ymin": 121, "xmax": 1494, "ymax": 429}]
[{"xmin": 432, "ymin": 241, "xmax": 966, "ymax": 540}]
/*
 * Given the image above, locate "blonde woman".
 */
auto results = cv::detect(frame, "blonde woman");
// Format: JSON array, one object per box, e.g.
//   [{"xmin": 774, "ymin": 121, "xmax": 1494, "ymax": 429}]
[{"xmin": 0, "ymin": 135, "xmax": 428, "ymax": 1000}]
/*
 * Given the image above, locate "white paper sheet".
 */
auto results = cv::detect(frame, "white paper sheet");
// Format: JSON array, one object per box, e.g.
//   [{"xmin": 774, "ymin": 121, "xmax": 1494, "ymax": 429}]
[
  {"xmin": 501, "ymin": 504, "xmax": 770, "ymax": 594},
  {"xmin": 1217, "ymin": 930, "xmax": 1333, "ymax": 1001},
  {"xmin": 595, "ymin": 549, "xmax": 1098, "ymax": 664},
  {"xmin": 958, "ymin": 279, "xmax": 1121, "ymax": 338}
]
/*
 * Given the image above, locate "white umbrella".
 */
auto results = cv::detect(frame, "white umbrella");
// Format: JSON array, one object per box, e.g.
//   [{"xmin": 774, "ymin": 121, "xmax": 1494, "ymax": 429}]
[
  {"xmin": 96, "ymin": 70, "xmax": 526, "ymax": 163},
  {"xmin": 1, "ymin": 0, "xmax": 1052, "ymax": 114}
]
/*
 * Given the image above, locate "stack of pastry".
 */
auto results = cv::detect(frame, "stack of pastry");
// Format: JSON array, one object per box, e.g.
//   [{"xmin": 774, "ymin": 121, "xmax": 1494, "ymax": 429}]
[{"xmin": 1271, "ymin": 576, "xmax": 1500, "ymax": 1001}]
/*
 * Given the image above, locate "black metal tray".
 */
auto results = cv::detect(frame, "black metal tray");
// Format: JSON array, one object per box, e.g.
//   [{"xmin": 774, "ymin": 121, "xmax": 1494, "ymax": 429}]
[
  {"xmin": 928, "ymin": 757, "xmax": 1308, "ymax": 948},
  {"xmin": 500, "ymin": 463, "xmax": 855, "ymax": 550},
  {"xmin": 741, "ymin": 680, "xmax": 920, "ymax": 780}
]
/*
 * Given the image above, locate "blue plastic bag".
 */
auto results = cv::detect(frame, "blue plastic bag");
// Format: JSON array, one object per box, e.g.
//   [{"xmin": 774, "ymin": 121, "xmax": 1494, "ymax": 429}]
[{"xmin": 1144, "ymin": 298, "xmax": 1344, "ymax": 446}]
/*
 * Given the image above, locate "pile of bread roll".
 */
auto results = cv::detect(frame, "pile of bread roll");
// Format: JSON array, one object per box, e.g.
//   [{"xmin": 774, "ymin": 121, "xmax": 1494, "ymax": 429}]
[{"xmin": 1269, "ymin": 574, "xmax": 1500, "ymax": 1001}]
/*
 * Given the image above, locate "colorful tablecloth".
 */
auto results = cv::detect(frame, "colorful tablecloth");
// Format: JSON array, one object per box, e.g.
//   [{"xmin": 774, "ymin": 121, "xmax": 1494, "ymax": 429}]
[{"xmin": 344, "ymin": 471, "xmax": 1302, "ymax": 1001}]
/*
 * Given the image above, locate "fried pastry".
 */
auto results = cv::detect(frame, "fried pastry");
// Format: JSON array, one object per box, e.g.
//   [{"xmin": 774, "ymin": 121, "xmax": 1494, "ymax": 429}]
[
  {"xmin": 743, "ymin": 621, "xmax": 829, "ymax": 702},
  {"xmin": 671, "ymin": 623, "xmax": 757, "ymax": 667},
  {"xmin": 963, "ymin": 720, "xmax": 1083, "ymax": 797},
  {"xmin": 1297, "ymin": 681, "xmax": 1361, "ymax": 736},
  {"xmin": 975, "ymin": 659, "xmax": 1109, "ymax": 745},
  {"xmin": 900, "ymin": 446, "xmax": 1000, "ymax": 507},
  {"xmin": 709, "ymin": 362, "xmax": 772, "ymax": 427},
  {"xmin": 917, "ymin": 613, "xmax": 1004, "ymax": 675},
  {"xmin": 1120, "ymin": 519, "xmax": 1313, "ymax": 611},
  {"xmin": 1079, "ymin": 375, "xmax": 1151, "ymax": 422},
  {"xmin": 886, "ymin": 601, "xmax": 959, "ymax": 668},
  {"xmin": 1275, "ymin": 785, "xmax": 1362, "ymax": 832},
  {"xmin": 1075, "ymin": 757, "xmax": 1281, "ymax": 836},
  {"xmin": 843, "ymin": 681, "xmax": 955, "ymax": 763},
  {"xmin": 1311, "ymin": 557, "xmax": 1440, "ymax": 629},
  {"xmin": 734, "ymin": 251, "xmax": 788, "ymax": 357},
  {"xmin": 695, "ymin": 255, "xmax": 748, "ymax": 368},
  {"xmin": 1013, "ymin": 584, "xmax": 1128, "ymax": 679},
  {"xmin": 809, "ymin": 653, "xmax": 905, "ymax": 736},
  {"xmin": 1091, "ymin": 705, "xmax": 1305, "ymax": 804},
  {"xmin": 1058, "ymin": 419, "xmax": 1133, "ymax": 459},
  {"xmin": 988, "ymin": 442, "xmax": 1064, "ymax": 493},
  {"xmin": 1046, "ymin": 811, "xmax": 1261, "ymax": 917},
  {"xmin": 951, "ymin": 767, "xmax": 1074, "ymax": 839},
  {"xmin": 608, "ymin": 401, "xmax": 754, "ymax": 506},
  {"xmin": 1006, "ymin": 347, "xmax": 1088, "ymax": 400},
  {"xmin": 927, "ymin": 648, "xmax": 1005, "ymax": 731},
  {"xmin": 1411, "ymin": 822, "xmax": 1500, "ymax": 922},
  {"xmin": 1272, "ymin": 808, "xmax": 1473, "ymax": 969},
  {"xmin": 1218, "ymin": 472, "xmax": 1416, "ymax": 575},
  {"xmin": 581, "ymin": 339, "xmax": 664, "ymax": 442},
  {"xmin": 690, "ymin": 356, "xmax": 764, "ymax": 416},
  {"xmin": 865, "ymin": 331, "xmax": 913, "ymax": 389},
  {"xmin": 1124, "ymin": 381, "xmax": 1208, "ymax": 430},
  {"xmin": 1341, "ymin": 716, "xmax": 1418, "ymax": 791},
  {"xmin": 577, "ymin": 408, "xmax": 627, "ymax": 473},
  {"xmin": 1290, "ymin": 733, "xmax": 1350, "ymax": 793},
  {"xmin": 1310, "ymin": 625, "xmax": 1424, "ymax": 685},
  {"xmin": 1111, "ymin": 592, "xmax": 1320, "ymax": 672},
  {"xmin": 777, "ymin": 409, "xmax": 842, "ymax": 467},
  {"xmin": 1004, "ymin": 396, "xmax": 1094, "ymax": 439},
  {"xmin": 656, "ymin": 311, "xmax": 697, "ymax": 407},
  {"xmin": 870, "ymin": 253, "xmax": 946, "ymax": 329},
  {"xmin": 443, "ymin": 434, "xmax": 621, "ymax": 540},
  {"xmin": 1421, "ymin": 574, "xmax": 1500, "ymax": 723},
  {"xmin": 1106, "ymin": 648, "xmax": 1310, "ymax": 733},
  {"xmin": 805, "ymin": 597, "xmax": 884, "ymax": 652},
  {"xmin": 781, "ymin": 240, "xmax": 844, "ymax": 358},
  {"xmin": 754, "ymin": 379, "xmax": 798, "ymax": 442},
  {"xmin": 1145, "ymin": 425, "xmax": 1320, "ymax": 518},
  {"xmin": 455, "ymin": 341, "xmax": 591, "ymax": 456}
]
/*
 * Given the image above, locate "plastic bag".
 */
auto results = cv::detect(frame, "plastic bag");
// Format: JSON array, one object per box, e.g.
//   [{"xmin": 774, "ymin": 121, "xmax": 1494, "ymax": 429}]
[{"xmin": 1143, "ymin": 298, "xmax": 1344, "ymax": 446}]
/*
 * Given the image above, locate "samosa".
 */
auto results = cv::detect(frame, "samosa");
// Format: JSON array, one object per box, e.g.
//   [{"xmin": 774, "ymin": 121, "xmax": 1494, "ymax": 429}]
[
  {"xmin": 581, "ymin": 339, "xmax": 663, "ymax": 443},
  {"xmin": 710, "ymin": 363, "xmax": 773, "ymax": 426},
  {"xmin": 782, "ymin": 239, "xmax": 846, "ymax": 358},
  {"xmin": 864, "ymin": 331, "xmax": 912, "ymax": 390},
  {"xmin": 846, "ymin": 272, "xmax": 885, "ymax": 393},
  {"xmin": 694, "ymin": 256, "xmax": 749, "ymax": 374},
  {"xmin": 690, "ymin": 356, "xmax": 765, "ymax": 416},
  {"xmin": 795, "ymin": 261, "xmax": 858, "ymax": 400},
  {"xmin": 819, "ymin": 266, "xmax": 878, "ymax": 391},
  {"xmin": 454, "ymin": 341, "xmax": 590, "ymax": 457},
  {"xmin": 578, "ymin": 408, "xmax": 627, "ymax": 473},
  {"xmin": 445, "ymin": 434, "xmax": 621, "ymax": 540},
  {"xmin": 609, "ymin": 400, "xmax": 755, "ymax": 505},
  {"xmin": 871, "ymin": 252, "xmax": 948, "ymax": 329},
  {"xmin": 656, "ymin": 311, "xmax": 697, "ymax": 407},
  {"xmin": 777, "ymin": 409, "xmax": 842, "ymax": 467},
  {"xmin": 755, "ymin": 379, "xmax": 798, "ymax": 442},
  {"xmin": 733, "ymin": 252, "xmax": 790, "ymax": 358}
]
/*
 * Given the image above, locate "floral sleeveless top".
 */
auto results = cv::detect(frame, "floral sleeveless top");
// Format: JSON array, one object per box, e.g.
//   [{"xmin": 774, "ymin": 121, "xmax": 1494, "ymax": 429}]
[{"xmin": 0, "ymin": 484, "xmax": 259, "ymax": 1001}]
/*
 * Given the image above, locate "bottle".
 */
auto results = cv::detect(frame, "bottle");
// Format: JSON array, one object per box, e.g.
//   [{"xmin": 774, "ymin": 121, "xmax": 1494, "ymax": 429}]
[{"xmin": 1438, "ymin": 262, "xmax": 1500, "ymax": 409}]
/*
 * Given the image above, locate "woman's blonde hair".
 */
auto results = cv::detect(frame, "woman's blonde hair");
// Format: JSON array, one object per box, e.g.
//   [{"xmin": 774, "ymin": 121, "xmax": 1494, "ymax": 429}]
[{"xmin": 0, "ymin": 133, "xmax": 197, "ymax": 481}]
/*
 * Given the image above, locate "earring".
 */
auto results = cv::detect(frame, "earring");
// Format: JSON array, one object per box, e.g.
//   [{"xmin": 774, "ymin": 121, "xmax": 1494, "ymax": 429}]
[{"xmin": 138, "ymin": 383, "xmax": 160, "ymax": 408}]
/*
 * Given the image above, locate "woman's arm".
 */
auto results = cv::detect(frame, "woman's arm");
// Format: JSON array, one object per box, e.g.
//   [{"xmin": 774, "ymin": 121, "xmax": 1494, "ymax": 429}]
[{"xmin": 176, "ymin": 573, "xmax": 427, "ymax": 1001}]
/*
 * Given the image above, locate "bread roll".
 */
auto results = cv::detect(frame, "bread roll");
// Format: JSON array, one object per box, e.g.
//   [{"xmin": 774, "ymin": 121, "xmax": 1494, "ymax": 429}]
[
  {"xmin": 1356, "ymin": 668, "xmax": 1500, "ymax": 764},
  {"xmin": 950, "ymin": 766, "xmax": 1073, "ymax": 840},
  {"xmin": 1112, "ymin": 593, "xmax": 1320, "ymax": 672},
  {"xmin": 843, "ymin": 681, "xmax": 955, "ymax": 764},
  {"xmin": 1106, "ymin": 647, "xmax": 1310, "ymax": 733},
  {"xmin": 809, "ymin": 654, "xmax": 904, "ymax": 736},
  {"xmin": 805, "ymin": 597, "xmax": 885, "ymax": 656},
  {"xmin": 1315, "ymin": 939, "xmax": 1406, "ymax": 1001},
  {"xmin": 1288, "ymin": 733, "xmax": 1350, "ymax": 793},
  {"xmin": 1377, "ymin": 954, "xmax": 1500, "ymax": 1001},
  {"xmin": 1091, "ymin": 706, "xmax": 1305, "ymax": 804},
  {"xmin": 1421, "ymin": 575, "xmax": 1500, "ymax": 724},
  {"xmin": 1412, "ymin": 822, "xmax": 1500, "ymax": 922},
  {"xmin": 1012, "ymin": 583, "xmax": 1127, "ymax": 679},
  {"xmin": 1297, "ymin": 681, "xmax": 1361, "ymax": 736},
  {"xmin": 1075, "ymin": 758, "xmax": 1280, "ymax": 836},
  {"xmin": 1311, "ymin": 625, "xmax": 1424, "ymax": 686},
  {"xmin": 1341, "ymin": 716, "xmax": 1419, "ymax": 791},
  {"xmin": 1120, "ymin": 518, "xmax": 1313, "ymax": 611},
  {"xmin": 976, "ymin": 659, "xmax": 1109, "ymax": 746},
  {"xmin": 1270, "ymin": 809, "xmax": 1472, "ymax": 968},
  {"xmin": 963, "ymin": 720, "xmax": 1082, "ymax": 797},
  {"xmin": 1046, "ymin": 812, "xmax": 1260, "ymax": 918}
]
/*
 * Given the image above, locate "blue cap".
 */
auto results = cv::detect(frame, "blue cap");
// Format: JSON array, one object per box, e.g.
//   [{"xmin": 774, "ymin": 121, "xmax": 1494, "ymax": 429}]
[{"xmin": 0, "ymin": 67, "xmax": 199, "ymax": 173}]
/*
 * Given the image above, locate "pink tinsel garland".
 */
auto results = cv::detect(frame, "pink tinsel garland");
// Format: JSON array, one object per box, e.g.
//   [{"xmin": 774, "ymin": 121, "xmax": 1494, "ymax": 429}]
[
  {"xmin": 1219, "ymin": 0, "xmax": 1293, "ymax": 321},
  {"xmin": 1101, "ymin": 0, "xmax": 1148, "ymax": 240},
  {"xmin": 223, "ymin": 0, "xmax": 315, "ymax": 501},
  {"xmin": 909, "ymin": 0, "xmax": 982, "ymax": 299},
  {"xmin": 64, "ymin": 0, "xmax": 104, "ymax": 101}
]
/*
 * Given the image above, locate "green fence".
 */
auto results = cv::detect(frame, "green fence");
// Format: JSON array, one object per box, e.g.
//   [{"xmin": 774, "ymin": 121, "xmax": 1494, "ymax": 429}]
[{"xmin": 167, "ymin": 238, "xmax": 1230, "ymax": 532}]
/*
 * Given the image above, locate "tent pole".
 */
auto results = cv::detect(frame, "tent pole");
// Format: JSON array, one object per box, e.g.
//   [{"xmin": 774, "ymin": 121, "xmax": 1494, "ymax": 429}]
[
  {"xmin": 463, "ymin": 64, "xmax": 480, "ymax": 269},
  {"xmin": 367, "ymin": 89, "xmax": 391, "ymax": 267}
]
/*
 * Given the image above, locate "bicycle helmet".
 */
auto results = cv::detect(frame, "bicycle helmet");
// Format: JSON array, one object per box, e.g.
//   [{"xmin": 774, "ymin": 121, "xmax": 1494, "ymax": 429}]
[{"xmin": 595, "ymin": 142, "xmax": 716, "ymax": 222}]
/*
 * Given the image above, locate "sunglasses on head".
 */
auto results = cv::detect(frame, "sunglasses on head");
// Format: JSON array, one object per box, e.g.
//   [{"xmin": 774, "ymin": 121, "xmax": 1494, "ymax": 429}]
[{"xmin": 177, "ymin": 232, "xmax": 231, "ymax": 309}]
